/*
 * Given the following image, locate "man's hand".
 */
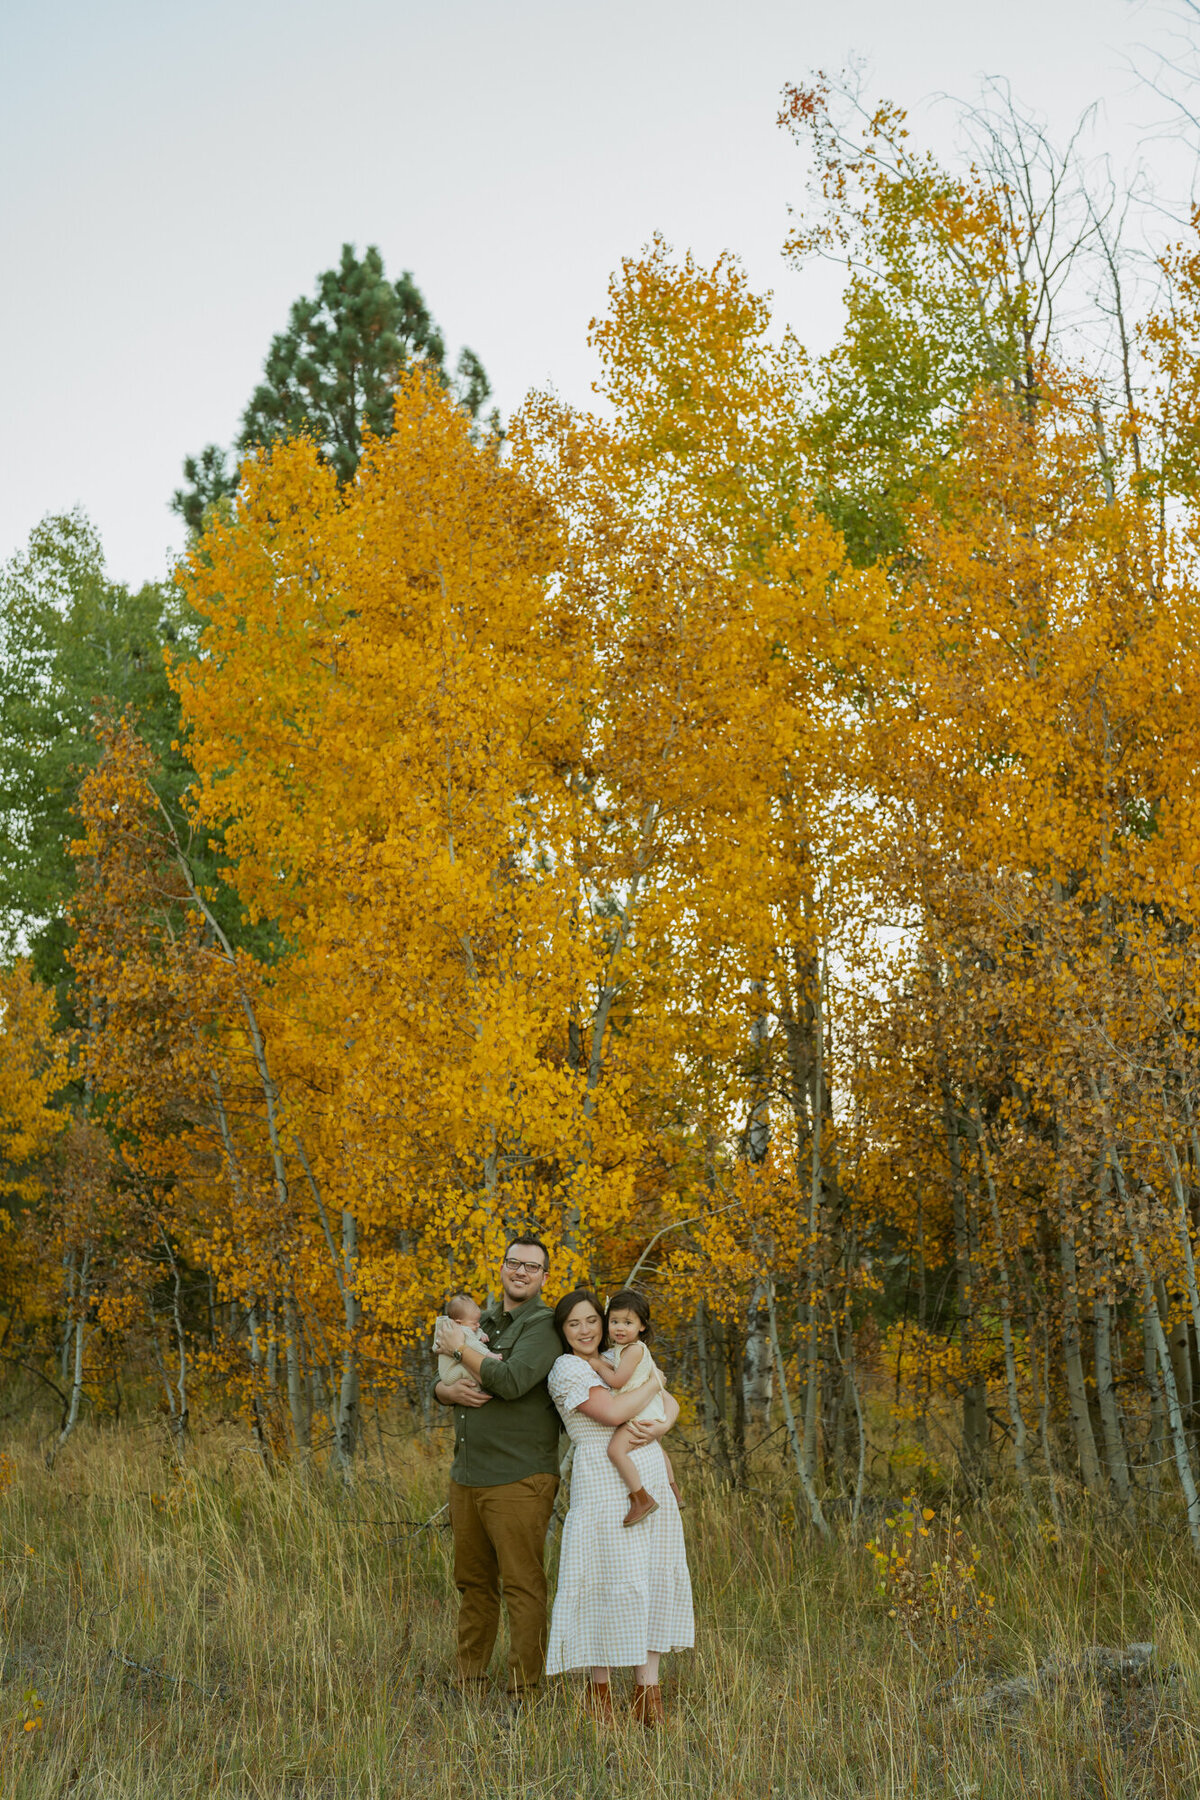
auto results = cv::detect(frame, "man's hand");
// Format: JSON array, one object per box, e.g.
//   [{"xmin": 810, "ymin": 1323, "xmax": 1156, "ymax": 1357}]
[
  {"xmin": 434, "ymin": 1319, "xmax": 466, "ymax": 1356},
  {"xmin": 434, "ymin": 1378, "xmax": 492, "ymax": 1407}
]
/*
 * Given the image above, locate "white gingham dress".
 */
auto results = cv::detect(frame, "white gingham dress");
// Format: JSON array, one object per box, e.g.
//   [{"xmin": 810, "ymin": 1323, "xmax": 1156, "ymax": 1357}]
[{"xmin": 545, "ymin": 1354, "xmax": 694, "ymax": 1676}]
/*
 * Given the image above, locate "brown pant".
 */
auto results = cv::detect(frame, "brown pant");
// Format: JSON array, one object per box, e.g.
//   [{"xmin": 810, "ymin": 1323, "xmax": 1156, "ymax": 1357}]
[{"xmin": 448, "ymin": 1473, "xmax": 559, "ymax": 1691}]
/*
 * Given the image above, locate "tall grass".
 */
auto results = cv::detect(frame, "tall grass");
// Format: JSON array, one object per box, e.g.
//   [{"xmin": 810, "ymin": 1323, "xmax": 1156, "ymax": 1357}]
[{"xmin": 0, "ymin": 1416, "xmax": 1194, "ymax": 1797}]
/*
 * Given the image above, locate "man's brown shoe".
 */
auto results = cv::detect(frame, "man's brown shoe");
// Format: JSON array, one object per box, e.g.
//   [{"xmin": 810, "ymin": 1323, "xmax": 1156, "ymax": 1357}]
[
  {"xmin": 622, "ymin": 1488, "xmax": 659, "ymax": 1527},
  {"xmin": 583, "ymin": 1677, "xmax": 614, "ymax": 1723},
  {"xmin": 631, "ymin": 1682, "xmax": 665, "ymax": 1726}
]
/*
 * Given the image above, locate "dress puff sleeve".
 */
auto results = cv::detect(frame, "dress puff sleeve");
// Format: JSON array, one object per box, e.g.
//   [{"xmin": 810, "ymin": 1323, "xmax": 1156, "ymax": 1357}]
[{"xmin": 547, "ymin": 1353, "xmax": 603, "ymax": 1418}]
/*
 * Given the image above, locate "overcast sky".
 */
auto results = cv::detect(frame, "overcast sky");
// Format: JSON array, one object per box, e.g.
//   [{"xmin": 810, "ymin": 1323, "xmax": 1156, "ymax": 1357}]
[{"xmin": 1, "ymin": 0, "xmax": 1192, "ymax": 588}]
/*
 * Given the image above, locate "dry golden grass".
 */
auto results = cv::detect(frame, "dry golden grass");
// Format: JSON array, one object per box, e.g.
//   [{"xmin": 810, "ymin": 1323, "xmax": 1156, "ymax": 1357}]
[{"xmin": 0, "ymin": 1416, "xmax": 1195, "ymax": 1798}]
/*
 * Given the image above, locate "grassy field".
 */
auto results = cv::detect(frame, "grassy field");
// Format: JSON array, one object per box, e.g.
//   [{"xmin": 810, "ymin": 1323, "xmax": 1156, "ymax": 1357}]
[{"xmin": 0, "ymin": 1415, "xmax": 1195, "ymax": 1799}]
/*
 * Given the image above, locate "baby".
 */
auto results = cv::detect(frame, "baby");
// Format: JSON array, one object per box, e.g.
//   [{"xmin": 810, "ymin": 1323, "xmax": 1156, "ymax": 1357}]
[
  {"xmin": 432, "ymin": 1292, "xmax": 501, "ymax": 1390},
  {"xmin": 586, "ymin": 1288, "xmax": 682, "ymax": 1527}
]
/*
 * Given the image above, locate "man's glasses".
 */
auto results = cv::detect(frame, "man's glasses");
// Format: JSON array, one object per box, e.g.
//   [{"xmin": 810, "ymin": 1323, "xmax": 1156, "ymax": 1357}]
[{"xmin": 502, "ymin": 1257, "xmax": 546, "ymax": 1276}]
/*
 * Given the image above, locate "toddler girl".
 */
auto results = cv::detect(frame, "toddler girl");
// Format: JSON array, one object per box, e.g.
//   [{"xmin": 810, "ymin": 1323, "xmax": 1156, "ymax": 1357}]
[{"xmin": 587, "ymin": 1288, "xmax": 683, "ymax": 1526}]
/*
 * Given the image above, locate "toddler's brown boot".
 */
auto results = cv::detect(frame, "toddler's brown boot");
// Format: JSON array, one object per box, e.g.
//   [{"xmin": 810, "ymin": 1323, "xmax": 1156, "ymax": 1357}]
[{"xmin": 622, "ymin": 1488, "xmax": 659, "ymax": 1527}]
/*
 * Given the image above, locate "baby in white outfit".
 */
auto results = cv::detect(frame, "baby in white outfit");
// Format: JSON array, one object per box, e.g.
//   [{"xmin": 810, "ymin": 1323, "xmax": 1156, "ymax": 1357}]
[{"xmin": 433, "ymin": 1292, "xmax": 501, "ymax": 1389}]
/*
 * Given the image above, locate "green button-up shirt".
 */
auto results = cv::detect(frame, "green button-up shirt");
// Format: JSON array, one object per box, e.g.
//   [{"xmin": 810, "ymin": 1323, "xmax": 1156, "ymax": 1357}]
[{"xmin": 444, "ymin": 1295, "xmax": 562, "ymax": 1487}]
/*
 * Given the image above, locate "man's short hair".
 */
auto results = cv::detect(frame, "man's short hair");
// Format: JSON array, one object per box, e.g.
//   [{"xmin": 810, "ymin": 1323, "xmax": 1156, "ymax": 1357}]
[{"xmin": 503, "ymin": 1235, "xmax": 550, "ymax": 1272}]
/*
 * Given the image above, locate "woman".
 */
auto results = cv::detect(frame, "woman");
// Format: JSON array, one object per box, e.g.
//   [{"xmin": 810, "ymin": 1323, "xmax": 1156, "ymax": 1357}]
[{"xmin": 545, "ymin": 1288, "xmax": 694, "ymax": 1725}]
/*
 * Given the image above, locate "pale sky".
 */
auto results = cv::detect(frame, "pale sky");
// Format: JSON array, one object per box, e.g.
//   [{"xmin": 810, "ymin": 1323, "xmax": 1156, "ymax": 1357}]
[{"xmin": 1, "ymin": 0, "xmax": 1190, "ymax": 588}]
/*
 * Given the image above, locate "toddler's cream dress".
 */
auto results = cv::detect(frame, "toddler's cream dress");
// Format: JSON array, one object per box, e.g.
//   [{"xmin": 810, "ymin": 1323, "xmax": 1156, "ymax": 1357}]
[{"xmin": 603, "ymin": 1342, "xmax": 666, "ymax": 1421}]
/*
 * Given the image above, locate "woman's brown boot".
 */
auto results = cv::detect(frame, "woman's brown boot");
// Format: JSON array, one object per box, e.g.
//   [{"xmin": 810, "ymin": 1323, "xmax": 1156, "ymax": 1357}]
[
  {"xmin": 631, "ymin": 1682, "xmax": 665, "ymax": 1726},
  {"xmin": 623, "ymin": 1488, "xmax": 659, "ymax": 1527},
  {"xmin": 583, "ymin": 1677, "xmax": 614, "ymax": 1723}
]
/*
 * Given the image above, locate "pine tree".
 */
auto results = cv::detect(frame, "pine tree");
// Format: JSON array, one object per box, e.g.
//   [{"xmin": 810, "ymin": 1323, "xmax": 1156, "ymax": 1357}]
[{"xmin": 172, "ymin": 245, "xmax": 491, "ymax": 529}]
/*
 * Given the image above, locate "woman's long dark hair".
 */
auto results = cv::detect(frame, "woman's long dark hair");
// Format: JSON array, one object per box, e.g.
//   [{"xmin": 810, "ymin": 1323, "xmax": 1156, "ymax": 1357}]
[
  {"xmin": 605, "ymin": 1287, "xmax": 653, "ymax": 1345},
  {"xmin": 552, "ymin": 1288, "xmax": 606, "ymax": 1350}
]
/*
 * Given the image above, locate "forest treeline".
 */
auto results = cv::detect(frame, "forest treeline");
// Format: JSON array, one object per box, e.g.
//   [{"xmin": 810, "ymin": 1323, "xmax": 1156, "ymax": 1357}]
[{"xmin": 6, "ymin": 83, "xmax": 1200, "ymax": 1540}]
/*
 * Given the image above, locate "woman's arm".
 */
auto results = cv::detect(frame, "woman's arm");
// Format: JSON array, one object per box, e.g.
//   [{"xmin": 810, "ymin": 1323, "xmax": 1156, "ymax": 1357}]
[
  {"xmin": 626, "ymin": 1389, "xmax": 678, "ymax": 1445},
  {"xmin": 577, "ymin": 1368, "xmax": 663, "ymax": 1427}
]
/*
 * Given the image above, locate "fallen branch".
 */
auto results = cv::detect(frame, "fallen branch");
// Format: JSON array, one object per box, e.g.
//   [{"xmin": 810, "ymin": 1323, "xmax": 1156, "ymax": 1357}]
[
  {"xmin": 101, "ymin": 1647, "xmax": 226, "ymax": 1703},
  {"xmin": 950, "ymin": 1643, "xmax": 1166, "ymax": 1715}
]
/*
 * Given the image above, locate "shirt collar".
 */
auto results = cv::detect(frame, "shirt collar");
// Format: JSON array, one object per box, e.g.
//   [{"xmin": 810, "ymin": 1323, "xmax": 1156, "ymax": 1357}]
[{"xmin": 485, "ymin": 1293, "xmax": 543, "ymax": 1326}]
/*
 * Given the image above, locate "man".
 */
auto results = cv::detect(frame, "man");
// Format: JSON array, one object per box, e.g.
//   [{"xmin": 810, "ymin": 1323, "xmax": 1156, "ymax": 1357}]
[{"xmin": 433, "ymin": 1237, "xmax": 561, "ymax": 1698}]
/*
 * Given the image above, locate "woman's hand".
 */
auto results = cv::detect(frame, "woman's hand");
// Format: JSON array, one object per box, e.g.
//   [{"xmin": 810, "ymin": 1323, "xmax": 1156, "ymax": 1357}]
[{"xmin": 626, "ymin": 1417, "xmax": 669, "ymax": 1446}]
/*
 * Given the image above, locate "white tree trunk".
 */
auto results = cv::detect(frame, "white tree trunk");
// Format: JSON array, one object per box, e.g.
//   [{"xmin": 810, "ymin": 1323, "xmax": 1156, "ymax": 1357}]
[{"xmin": 50, "ymin": 1249, "xmax": 90, "ymax": 1466}]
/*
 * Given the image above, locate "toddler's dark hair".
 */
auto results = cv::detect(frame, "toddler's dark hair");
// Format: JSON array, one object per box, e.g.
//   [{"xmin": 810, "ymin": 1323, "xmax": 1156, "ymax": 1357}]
[
  {"xmin": 446, "ymin": 1292, "xmax": 479, "ymax": 1321},
  {"xmin": 605, "ymin": 1288, "xmax": 653, "ymax": 1344}
]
